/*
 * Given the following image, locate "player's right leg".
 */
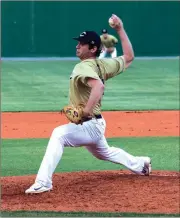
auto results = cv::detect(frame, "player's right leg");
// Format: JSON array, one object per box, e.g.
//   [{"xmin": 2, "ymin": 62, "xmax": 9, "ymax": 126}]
[
  {"xmin": 111, "ymin": 48, "xmax": 117, "ymax": 58},
  {"xmin": 86, "ymin": 135, "xmax": 151, "ymax": 176},
  {"xmin": 99, "ymin": 50, "xmax": 107, "ymax": 59}
]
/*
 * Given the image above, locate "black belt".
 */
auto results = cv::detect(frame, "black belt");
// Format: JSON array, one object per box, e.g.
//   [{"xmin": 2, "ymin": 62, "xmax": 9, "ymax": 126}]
[
  {"xmin": 94, "ymin": 114, "xmax": 102, "ymax": 119},
  {"xmin": 84, "ymin": 114, "xmax": 102, "ymax": 122}
]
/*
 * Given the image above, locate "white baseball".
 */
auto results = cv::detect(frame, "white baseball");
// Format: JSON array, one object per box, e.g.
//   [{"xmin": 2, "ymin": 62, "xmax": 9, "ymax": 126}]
[{"xmin": 108, "ymin": 18, "xmax": 115, "ymax": 27}]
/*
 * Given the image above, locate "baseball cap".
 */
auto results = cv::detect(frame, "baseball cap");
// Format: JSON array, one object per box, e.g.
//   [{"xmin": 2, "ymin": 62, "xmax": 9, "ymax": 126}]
[
  {"xmin": 73, "ymin": 31, "xmax": 101, "ymax": 49},
  {"xmin": 102, "ymin": 29, "xmax": 108, "ymax": 34}
]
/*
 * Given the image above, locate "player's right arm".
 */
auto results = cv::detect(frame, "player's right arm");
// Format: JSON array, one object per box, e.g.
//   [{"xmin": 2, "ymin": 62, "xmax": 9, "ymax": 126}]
[
  {"xmin": 100, "ymin": 35, "xmax": 106, "ymax": 50},
  {"xmin": 110, "ymin": 14, "xmax": 134, "ymax": 69}
]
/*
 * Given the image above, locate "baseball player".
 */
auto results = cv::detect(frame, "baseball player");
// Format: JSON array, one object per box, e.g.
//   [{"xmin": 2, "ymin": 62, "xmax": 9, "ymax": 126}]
[
  {"xmin": 99, "ymin": 28, "xmax": 118, "ymax": 59},
  {"xmin": 25, "ymin": 14, "xmax": 151, "ymax": 194}
]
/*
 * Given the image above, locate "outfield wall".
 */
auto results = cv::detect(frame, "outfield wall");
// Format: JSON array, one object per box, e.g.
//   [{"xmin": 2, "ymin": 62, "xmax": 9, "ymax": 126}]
[{"xmin": 1, "ymin": 1, "xmax": 180, "ymax": 57}]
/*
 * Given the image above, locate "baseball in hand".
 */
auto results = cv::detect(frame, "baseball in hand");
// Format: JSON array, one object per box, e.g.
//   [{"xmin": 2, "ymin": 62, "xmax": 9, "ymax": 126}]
[
  {"xmin": 108, "ymin": 14, "xmax": 123, "ymax": 30},
  {"xmin": 108, "ymin": 18, "xmax": 115, "ymax": 27}
]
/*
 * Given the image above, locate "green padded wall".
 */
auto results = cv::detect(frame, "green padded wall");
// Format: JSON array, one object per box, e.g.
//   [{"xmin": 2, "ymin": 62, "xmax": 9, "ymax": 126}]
[{"xmin": 1, "ymin": 1, "xmax": 180, "ymax": 57}]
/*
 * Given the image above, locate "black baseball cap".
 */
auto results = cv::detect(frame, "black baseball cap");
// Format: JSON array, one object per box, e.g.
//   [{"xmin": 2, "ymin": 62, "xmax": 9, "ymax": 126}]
[
  {"xmin": 102, "ymin": 29, "xmax": 108, "ymax": 34},
  {"xmin": 73, "ymin": 31, "xmax": 101, "ymax": 49}
]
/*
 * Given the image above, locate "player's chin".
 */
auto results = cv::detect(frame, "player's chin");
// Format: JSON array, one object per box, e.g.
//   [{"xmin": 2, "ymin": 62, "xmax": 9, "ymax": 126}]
[{"xmin": 76, "ymin": 51, "xmax": 80, "ymax": 57}]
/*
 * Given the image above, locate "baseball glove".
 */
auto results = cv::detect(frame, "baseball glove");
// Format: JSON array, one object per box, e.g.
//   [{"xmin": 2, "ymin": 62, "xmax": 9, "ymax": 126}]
[{"xmin": 61, "ymin": 105, "xmax": 86, "ymax": 124}]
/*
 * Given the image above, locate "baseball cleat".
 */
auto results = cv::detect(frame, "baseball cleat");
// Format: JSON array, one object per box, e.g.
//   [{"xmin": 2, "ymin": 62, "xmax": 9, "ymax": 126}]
[
  {"xmin": 25, "ymin": 182, "xmax": 53, "ymax": 194},
  {"xmin": 141, "ymin": 157, "xmax": 152, "ymax": 176},
  {"xmin": 131, "ymin": 157, "xmax": 152, "ymax": 176}
]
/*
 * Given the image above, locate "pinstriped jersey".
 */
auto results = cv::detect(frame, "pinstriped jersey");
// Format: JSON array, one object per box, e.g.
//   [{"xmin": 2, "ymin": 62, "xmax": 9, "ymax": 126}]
[{"xmin": 69, "ymin": 56, "xmax": 125, "ymax": 115}]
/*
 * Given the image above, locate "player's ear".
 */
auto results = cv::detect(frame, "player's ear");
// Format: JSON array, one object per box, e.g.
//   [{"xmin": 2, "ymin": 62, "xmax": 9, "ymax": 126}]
[{"xmin": 90, "ymin": 46, "xmax": 98, "ymax": 55}]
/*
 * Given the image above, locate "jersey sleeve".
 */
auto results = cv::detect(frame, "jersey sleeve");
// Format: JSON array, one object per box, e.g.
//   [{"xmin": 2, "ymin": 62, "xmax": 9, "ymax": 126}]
[
  {"xmin": 113, "ymin": 36, "xmax": 118, "ymax": 44},
  {"xmin": 103, "ymin": 56, "xmax": 125, "ymax": 80},
  {"xmin": 73, "ymin": 63, "xmax": 100, "ymax": 85}
]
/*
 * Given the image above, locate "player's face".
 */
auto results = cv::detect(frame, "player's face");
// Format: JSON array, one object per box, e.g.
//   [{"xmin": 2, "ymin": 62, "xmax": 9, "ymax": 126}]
[
  {"xmin": 103, "ymin": 33, "xmax": 108, "ymax": 39},
  {"xmin": 76, "ymin": 42, "xmax": 96, "ymax": 60}
]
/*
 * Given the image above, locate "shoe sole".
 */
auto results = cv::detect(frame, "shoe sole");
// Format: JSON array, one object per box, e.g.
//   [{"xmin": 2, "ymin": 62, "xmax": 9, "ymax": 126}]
[{"xmin": 25, "ymin": 188, "xmax": 53, "ymax": 194}]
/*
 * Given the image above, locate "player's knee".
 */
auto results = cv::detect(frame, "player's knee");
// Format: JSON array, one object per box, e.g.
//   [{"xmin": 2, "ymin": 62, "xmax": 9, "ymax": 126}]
[
  {"xmin": 50, "ymin": 127, "xmax": 66, "ymax": 146},
  {"xmin": 97, "ymin": 155, "xmax": 105, "ymax": 160},
  {"xmin": 51, "ymin": 127, "xmax": 59, "ymax": 137},
  {"xmin": 95, "ymin": 147, "xmax": 116, "ymax": 160},
  {"xmin": 92, "ymin": 152, "xmax": 109, "ymax": 160},
  {"xmin": 51, "ymin": 126, "xmax": 65, "ymax": 140}
]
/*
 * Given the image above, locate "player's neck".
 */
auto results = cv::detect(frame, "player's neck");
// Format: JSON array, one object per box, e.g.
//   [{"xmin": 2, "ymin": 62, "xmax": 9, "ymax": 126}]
[{"xmin": 80, "ymin": 56, "xmax": 96, "ymax": 61}]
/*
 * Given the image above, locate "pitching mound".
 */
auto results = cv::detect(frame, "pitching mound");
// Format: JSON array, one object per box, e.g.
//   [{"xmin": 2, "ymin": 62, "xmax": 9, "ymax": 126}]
[{"xmin": 1, "ymin": 170, "xmax": 179, "ymax": 214}]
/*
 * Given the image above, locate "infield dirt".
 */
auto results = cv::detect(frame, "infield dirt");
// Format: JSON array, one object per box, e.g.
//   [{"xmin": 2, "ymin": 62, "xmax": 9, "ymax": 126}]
[{"xmin": 2, "ymin": 111, "xmax": 179, "ymax": 214}]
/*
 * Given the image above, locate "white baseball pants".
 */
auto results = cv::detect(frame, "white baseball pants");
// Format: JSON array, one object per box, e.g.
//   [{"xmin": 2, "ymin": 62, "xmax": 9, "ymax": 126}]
[
  {"xmin": 99, "ymin": 48, "xmax": 117, "ymax": 59},
  {"xmin": 36, "ymin": 117, "xmax": 146, "ymax": 187}
]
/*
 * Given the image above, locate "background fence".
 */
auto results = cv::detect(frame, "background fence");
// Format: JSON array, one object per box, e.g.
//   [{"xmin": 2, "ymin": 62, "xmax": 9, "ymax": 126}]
[{"xmin": 1, "ymin": 1, "xmax": 180, "ymax": 57}]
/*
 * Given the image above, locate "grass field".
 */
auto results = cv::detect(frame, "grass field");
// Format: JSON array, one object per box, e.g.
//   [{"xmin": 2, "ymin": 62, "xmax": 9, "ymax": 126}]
[
  {"xmin": 1, "ymin": 58, "xmax": 179, "ymax": 217},
  {"xmin": 1, "ymin": 59, "xmax": 179, "ymax": 111},
  {"xmin": 1, "ymin": 137, "xmax": 179, "ymax": 177}
]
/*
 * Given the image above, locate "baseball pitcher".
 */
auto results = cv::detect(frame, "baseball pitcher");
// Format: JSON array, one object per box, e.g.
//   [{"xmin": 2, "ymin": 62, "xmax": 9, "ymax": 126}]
[{"xmin": 25, "ymin": 14, "xmax": 151, "ymax": 194}]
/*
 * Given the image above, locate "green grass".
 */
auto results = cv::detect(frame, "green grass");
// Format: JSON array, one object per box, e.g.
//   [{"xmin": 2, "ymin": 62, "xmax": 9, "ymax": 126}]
[
  {"xmin": 1, "ymin": 59, "xmax": 179, "ymax": 111},
  {"xmin": 2, "ymin": 137, "xmax": 179, "ymax": 217},
  {"xmin": 1, "ymin": 211, "xmax": 180, "ymax": 217},
  {"xmin": 1, "ymin": 137, "xmax": 179, "ymax": 177}
]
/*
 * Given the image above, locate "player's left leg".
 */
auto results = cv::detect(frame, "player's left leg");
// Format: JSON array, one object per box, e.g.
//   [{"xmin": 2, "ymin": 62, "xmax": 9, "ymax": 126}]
[
  {"xmin": 35, "ymin": 123, "xmax": 101, "ymax": 187},
  {"xmin": 25, "ymin": 119, "xmax": 105, "ymax": 194},
  {"xmin": 111, "ymin": 48, "xmax": 117, "ymax": 58}
]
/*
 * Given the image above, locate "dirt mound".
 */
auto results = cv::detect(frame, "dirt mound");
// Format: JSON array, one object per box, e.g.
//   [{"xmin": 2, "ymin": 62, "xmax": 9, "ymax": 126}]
[
  {"xmin": 2, "ymin": 111, "xmax": 179, "ymax": 214},
  {"xmin": 1, "ymin": 170, "xmax": 179, "ymax": 214}
]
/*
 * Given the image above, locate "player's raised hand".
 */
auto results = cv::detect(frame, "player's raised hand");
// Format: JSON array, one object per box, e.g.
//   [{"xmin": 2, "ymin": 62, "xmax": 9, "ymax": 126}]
[{"xmin": 108, "ymin": 14, "xmax": 123, "ymax": 30}]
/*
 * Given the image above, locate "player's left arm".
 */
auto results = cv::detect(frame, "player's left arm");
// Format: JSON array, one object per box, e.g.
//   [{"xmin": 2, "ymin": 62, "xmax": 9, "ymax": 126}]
[
  {"xmin": 74, "ymin": 64, "xmax": 105, "ymax": 116},
  {"xmin": 83, "ymin": 78, "xmax": 104, "ymax": 116}
]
